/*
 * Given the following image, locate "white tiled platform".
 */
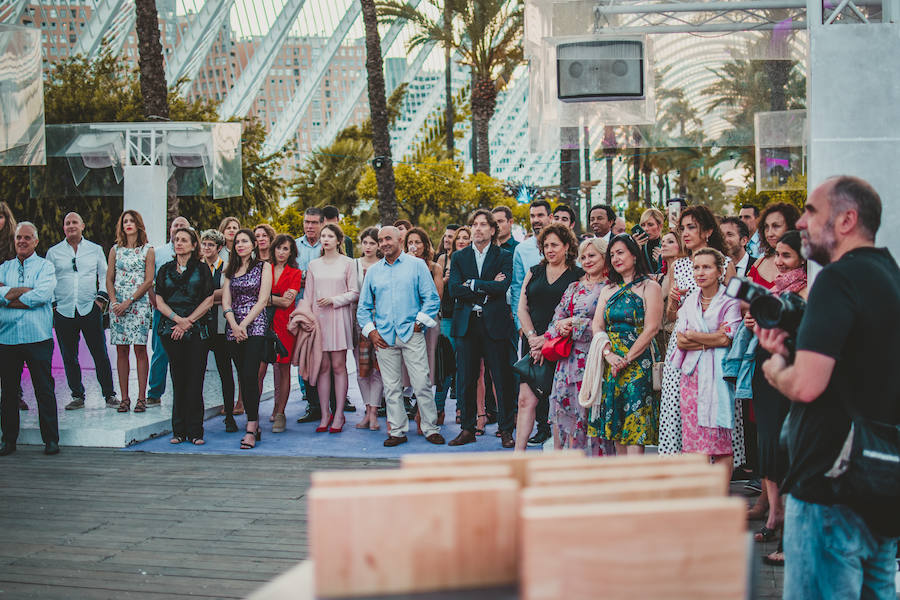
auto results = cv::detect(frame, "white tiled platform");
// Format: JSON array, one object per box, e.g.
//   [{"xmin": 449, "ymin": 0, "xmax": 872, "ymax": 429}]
[{"xmin": 14, "ymin": 331, "xmax": 284, "ymax": 447}]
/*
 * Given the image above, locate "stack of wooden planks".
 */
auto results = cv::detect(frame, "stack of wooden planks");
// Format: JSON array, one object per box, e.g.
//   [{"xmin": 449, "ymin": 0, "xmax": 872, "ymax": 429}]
[{"xmin": 256, "ymin": 451, "xmax": 748, "ymax": 599}]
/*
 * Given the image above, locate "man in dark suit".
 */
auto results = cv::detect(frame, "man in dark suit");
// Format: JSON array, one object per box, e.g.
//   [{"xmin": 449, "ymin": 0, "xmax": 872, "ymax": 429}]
[
  {"xmin": 447, "ymin": 209, "xmax": 516, "ymax": 448},
  {"xmin": 721, "ymin": 217, "xmax": 756, "ymax": 278}
]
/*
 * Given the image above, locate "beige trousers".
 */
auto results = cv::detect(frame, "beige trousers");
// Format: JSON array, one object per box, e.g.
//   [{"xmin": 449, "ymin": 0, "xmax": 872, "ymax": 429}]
[{"xmin": 375, "ymin": 331, "xmax": 439, "ymax": 438}]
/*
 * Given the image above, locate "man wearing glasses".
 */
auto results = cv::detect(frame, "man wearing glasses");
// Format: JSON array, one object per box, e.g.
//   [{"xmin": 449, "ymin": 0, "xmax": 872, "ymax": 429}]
[
  {"xmin": 46, "ymin": 213, "xmax": 117, "ymax": 410},
  {"xmin": 0, "ymin": 222, "xmax": 60, "ymax": 456}
]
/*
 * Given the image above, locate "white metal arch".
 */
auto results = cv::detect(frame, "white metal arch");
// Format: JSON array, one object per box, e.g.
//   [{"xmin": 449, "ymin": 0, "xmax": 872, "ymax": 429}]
[
  {"xmin": 218, "ymin": 0, "xmax": 308, "ymax": 119},
  {"xmin": 312, "ymin": 0, "xmax": 426, "ymax": 150},
  {"xmin": 391, "ymin": 52, "xmax": 467, "ymax": 159},
  {"xmin": 263, "ymin": 0, "xmax": 362, "ymax": 154},
  {"xmin": 71, "ymin": 0, "xmax": 134, "ymax": 58},
  {"xmin": 166, "ymin": 0, "xmax": 236, "ymax": 95}
]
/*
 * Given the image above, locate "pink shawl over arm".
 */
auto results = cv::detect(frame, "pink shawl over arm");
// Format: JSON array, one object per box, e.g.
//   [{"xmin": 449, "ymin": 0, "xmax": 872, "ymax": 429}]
[{"xmin": 288, "ymin": 305, "xmax": 323, "ymax": 386}]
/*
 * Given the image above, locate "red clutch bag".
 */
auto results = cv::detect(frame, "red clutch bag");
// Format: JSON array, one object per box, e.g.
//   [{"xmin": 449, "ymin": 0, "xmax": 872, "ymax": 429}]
[{"xmin": 541, "ymin": 335, "xmax": 573, "ymax": 362}]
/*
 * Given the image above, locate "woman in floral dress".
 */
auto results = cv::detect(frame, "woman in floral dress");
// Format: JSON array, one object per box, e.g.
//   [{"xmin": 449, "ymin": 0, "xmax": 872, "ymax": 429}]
[
  {"xmin": 545, "ymin": 237, "xmax": 612, "ymax": 454},
  {"xmin": 589, "ymin": 234, "xmax": 662, "ymax": 454},
  {"xmin": 105, "ymin": 210, "xmax": 155, "ymax": 413}
]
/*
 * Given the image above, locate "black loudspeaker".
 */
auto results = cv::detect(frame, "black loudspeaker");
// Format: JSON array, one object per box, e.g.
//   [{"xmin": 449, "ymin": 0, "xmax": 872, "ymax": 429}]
[{"xmin": 557, "ymin": 40, "xmax": 644, "ymax": 102}]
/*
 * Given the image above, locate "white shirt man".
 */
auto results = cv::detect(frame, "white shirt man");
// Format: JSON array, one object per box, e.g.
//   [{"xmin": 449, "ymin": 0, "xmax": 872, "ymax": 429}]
[{"xmin": 46, "ymin": 213, "xmax": 117, "ymax": 408}]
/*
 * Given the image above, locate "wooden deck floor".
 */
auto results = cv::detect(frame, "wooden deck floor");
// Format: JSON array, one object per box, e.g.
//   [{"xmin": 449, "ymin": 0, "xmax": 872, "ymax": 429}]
[
  {"xmin": 0, "ymin": 447, "xmax": 391, "ymax": 599},
  {"xmin": 0, "ymin": 447, "xmax": 786, "ymax": 599}
]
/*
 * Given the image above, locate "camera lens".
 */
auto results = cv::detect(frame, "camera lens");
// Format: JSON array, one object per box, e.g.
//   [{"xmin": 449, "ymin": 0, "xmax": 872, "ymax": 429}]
[{"xmin": 751, "ymin": 295, "xmax": 784, "ymax": 329}]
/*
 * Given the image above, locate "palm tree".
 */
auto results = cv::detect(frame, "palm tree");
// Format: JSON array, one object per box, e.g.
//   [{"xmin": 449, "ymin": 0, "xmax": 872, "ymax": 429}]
[
  {"xmin": 460, "ymin": 0, "xmax": 523, "ymax": 174},
  {"xmin": 601, "ymin": 125, "xmax": 617, "ymax": 204},
  {"xmin": 377, "ymin": 0, "xmax": 462, "ymax": 158},
  {"xmin": 134, "ymin": 0, "xmax": 174, "ymax": 218},
  {"xmin": 360, "ymin": 0, "xmax": 399, "ymax": 225},
  {"xmin": 658, "ymin": 87, "xmax": 703, "ymax": 138},
  {"xmin": 135, "ymin": 0, "xmax": 168, "ymax": 121},
  {"xmin": 701, "ymin": 46, "xmax": 805, "ymax": 179}
]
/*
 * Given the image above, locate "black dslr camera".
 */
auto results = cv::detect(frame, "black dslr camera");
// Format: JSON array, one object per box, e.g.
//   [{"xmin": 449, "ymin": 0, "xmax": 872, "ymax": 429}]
[{"xmin": 725, "ymin": 277, "xmax": 806, "ymax": 334}]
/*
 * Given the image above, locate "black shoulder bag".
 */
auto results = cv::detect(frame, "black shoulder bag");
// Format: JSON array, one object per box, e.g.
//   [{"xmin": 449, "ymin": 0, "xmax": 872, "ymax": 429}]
[
  {"xmin": 263, "ymin": 302, "xmax": 289, "ymax": 364},
  {"xmin": 824, "ymin": 400, "xmax": 900, "ymax": 537}
]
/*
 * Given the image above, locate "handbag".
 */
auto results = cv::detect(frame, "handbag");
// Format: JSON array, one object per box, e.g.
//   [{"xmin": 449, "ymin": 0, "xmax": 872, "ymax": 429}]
[
  {"xmin": 434, "ymin": 333, "xmax": 456, "ymax": 381},
  {"xmin": 824, "ymin": 405, "xmax": 900, "ymax": 537},
  {"xmin": 649, "ymin": 339, "xmax": 663, "ymax": 392},
  {"xmin": 357, "ymin": 333, "xmax": 379, "ymax": 377},
  {"xmin": 541, "ymin": 291, "xmax": 577, "ymax": 362},
  {"xmin": 512, "ymin": 355, "xmax": 556, "ymax": 401},
  {"xmin": 542, "ymin": 336, "xmax": 573, "ymax": 362},
  {"xmin": 263, "ymin": 305, "xmax": 289, "ymax": 364}
]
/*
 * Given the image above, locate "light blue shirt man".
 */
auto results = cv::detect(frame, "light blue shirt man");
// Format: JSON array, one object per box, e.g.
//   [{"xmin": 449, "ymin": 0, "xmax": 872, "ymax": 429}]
[
  {"xmin": 295, "ymin": 235, "xmax": 321, "ymax": 300},
  {"xmin": 154, "ymin": 242, "xmax": 174, "ymax": 275},
  {"xmin": 747, "ymin": 231, "xmax": 762, "ymax": 259},
  {"xmin": 0, "ymin": 252, "xmax": 57, "ymax": 344},
  {"xmin": 357, "ymin": 253, "xmax": 439, "ymax": 346},
  {"xmin": 510, "ymin": 236, "xmax": 541, "ymax": 330}
]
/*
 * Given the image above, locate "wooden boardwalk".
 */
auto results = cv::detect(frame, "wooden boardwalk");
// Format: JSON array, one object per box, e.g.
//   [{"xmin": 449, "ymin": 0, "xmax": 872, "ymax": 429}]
[
  {"xmin": 0, "ymin": 447, "xmax": 391, "ymax": 599},
  {"xmin": 0, "ymin": 447, "xmax": 785, "ymax": 599}
]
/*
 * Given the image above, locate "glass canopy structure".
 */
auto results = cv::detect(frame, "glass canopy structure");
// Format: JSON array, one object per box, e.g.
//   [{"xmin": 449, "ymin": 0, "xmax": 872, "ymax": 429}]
[{"xmin": 1, "ymin": 0, "xmax": 821, "ymax": 193}]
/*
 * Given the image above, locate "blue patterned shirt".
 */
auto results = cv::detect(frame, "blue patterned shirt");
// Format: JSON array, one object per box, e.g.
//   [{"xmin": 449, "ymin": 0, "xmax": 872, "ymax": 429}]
[
  {"xmin": 511, "ymin": 236, "xmax": 541, "ymax": 330},
  {"xmin": 154, "ymin": 242, "xmax": 174, "ymax": 275},
  {"xmin": 356, "ymin": 253, "xmax": 439, "ymax": 346},
  {"xmin": 295, "ymin": 235, "xmax": 321, "ymax": 300},
  {"xmin": 0, "ymin": 253, "xmax": 58, "ymax": 344}
]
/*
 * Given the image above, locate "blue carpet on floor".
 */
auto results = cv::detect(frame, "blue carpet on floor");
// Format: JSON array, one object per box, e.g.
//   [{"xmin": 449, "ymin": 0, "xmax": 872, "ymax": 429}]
[{"xmin": 123, "ymin": 379, "xmax": 535, "ymax": 458}]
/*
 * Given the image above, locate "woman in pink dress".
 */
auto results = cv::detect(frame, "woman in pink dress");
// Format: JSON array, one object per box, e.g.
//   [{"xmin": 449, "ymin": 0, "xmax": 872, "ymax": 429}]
[{"xmin": 300, "ymin": 224, "xmax": 359, "ymax": 433}]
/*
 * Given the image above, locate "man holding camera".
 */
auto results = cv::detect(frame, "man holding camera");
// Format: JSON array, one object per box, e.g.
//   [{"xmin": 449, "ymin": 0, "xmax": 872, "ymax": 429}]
[{"xmin": 757, "ymin": 176, "xmax": 899, "ymax": 600}]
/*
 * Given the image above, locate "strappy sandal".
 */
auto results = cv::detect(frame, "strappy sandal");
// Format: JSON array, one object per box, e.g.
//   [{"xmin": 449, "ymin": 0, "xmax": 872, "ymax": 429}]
[
  {"xmin": 133, "ymin": 398, "xmax": 147, "ymax": 413},
  {"xmin": 475, "ymin": 414, "xmax": 487, "ymax": 436},
  {"xmin": 240, "ymin": 428, "xmax": 260, "ymax": 449},
  {"xmin": 754, "ymin": 525, "xmax": 780, "ymax": 543},
  {"xmin": 189, "ymin": 438, "xmax": 205, "ymax": 446},
  {"xmin": 170, "ymin": 436, "xmax": 186, "ymax": 444},
  {"xmin": 117, "ymin": 397, "xmax": 131, "ymax": 413}
]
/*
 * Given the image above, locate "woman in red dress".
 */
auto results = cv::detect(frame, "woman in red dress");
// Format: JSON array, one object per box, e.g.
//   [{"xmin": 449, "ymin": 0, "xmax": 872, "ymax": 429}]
[{"xmin": 264, "ymin": 234, "xmax": 303, "ymax": 433}]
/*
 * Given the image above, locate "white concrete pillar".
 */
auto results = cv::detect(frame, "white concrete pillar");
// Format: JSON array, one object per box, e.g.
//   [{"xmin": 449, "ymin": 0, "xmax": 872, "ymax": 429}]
[
  {"xmin": 807, "ymin": 23, "xmax": 900, "ymax": 257},
  {"xmin": 123, "ymin": 165, "xmax": 168, "ymax": 249}
]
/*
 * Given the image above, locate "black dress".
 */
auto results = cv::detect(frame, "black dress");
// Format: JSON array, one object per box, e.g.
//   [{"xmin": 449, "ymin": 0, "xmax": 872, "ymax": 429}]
[
  {"xmin": 525, "ymin": 263, "xmax": 584, "ymax": 335},
  {"xmin": 752, "ymin": 347, "xmax": 791, "ymax": 483}
]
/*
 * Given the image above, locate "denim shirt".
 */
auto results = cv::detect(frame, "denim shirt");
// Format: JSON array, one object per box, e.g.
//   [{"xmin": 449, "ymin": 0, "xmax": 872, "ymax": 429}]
[{"xmin": 356, "ymin": 253, "xmax": 440, "ymax": 346}]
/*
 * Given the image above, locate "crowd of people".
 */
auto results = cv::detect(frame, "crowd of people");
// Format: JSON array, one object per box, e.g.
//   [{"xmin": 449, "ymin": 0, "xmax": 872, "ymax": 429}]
[{"xmin": 0, "ymin": 174, "xmax": 898, "ymax": 597}]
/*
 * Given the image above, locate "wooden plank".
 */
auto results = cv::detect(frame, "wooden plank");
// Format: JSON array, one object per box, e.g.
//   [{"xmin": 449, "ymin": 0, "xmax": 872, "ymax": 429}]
[
  {"xmin": 524, "ymin": 452, "xmax": 708, "ymax": 479},
  {"xmin": 309, "ymin": 479, "xmax": 519, "ymax": 597},
  {"xmin": 520, "ymin": 497, "xmax": 747, "ymax": 600},
  {"xmin": 520, "ymin": 472, "xmax": 727, "ymax": 508},
  {"xmin": 311, "ymin": 465, "xmax": 513, "ymax": 487},
  {"xmin": 527, "ymin": 461, "xmax": 729, "ymax": 488},
  {"xmin": 401, "ymin": 450, "xmax": 583, "ymax": 485}
]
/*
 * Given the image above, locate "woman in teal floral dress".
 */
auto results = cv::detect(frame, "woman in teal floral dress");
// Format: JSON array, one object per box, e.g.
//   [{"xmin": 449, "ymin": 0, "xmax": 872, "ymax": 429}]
[{"xmin": 589, "ymin": 234, "xmax": 663, "ymax": 454}]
